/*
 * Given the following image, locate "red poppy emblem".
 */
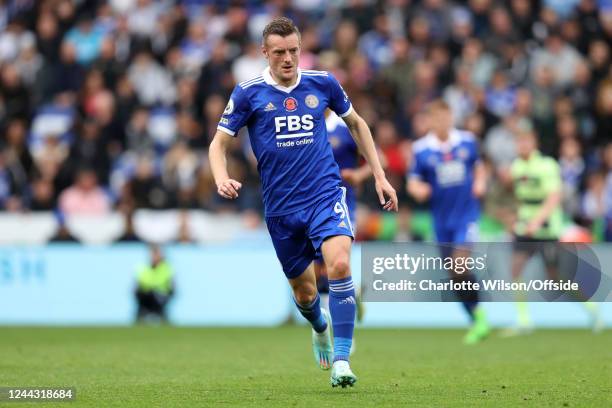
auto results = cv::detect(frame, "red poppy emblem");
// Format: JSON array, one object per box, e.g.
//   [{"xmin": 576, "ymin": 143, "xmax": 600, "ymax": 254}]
[{"xmin": 284, "ymin": 97, "xmax": 298, "ymax": 112}]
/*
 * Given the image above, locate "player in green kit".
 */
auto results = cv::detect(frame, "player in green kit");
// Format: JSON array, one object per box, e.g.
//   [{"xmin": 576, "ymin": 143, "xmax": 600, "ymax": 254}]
[{"xmin": 507, "ymin": 129, "xmax": 602, "ymax": 334}]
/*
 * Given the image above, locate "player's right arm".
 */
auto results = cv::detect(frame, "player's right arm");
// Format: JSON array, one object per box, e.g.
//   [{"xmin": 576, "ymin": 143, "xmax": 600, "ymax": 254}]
[
  {"xmin": 208, "ymin": 85, "xmax": 251, "ymax": 200},
  {"xmin": 407, "ymin": 178, "xmax": 432, "ymax": 203},
  {"xmin": 209, "ymin": 130, "xmax": 242, "ymax": 199}
]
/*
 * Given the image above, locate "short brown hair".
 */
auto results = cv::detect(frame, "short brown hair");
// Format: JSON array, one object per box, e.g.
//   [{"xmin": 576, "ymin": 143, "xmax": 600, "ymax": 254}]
[
  {"xmin": 262, "ymin": 17, "xmax": 300, "ymax": 44},
  {"xmin": 425, "ymin": 99, "xmax": 451, "ymax": 114}
]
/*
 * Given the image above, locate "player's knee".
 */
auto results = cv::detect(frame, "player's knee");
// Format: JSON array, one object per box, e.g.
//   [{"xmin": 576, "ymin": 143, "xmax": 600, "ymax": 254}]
[
  {"xmin": 329, "ymin": 257, "xmax": 351, "ymax": 279},
  {"xmin": 293, "ymin": 285, "xmax": 317, "ymax": 306}
]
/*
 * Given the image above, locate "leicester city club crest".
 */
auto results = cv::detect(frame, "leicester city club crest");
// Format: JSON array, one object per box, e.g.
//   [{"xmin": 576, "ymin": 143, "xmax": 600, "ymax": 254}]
[
  {"xmin": 284, "ymin": 97, "xmax": 298, "ymax": 112},
  {"xmin": 224, "ymin": 98, "xmax": 234, "ymax": 115},
  {"xmin": 305, "ymin": 94, "xmax": 319, "ymax": 109}
]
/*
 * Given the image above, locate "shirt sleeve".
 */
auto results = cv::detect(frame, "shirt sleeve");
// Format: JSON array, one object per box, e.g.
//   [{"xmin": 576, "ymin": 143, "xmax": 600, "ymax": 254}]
[
  {"xmin": 327, "ymin": 74, "xmax": 353, "ymax": 118},
  {"xmin": 409, "ymin": 151, "xmax": 427, "ymax": 180},
  {"xmin": 217, "ymin": 85, "xmax": 251, "ymax": 137}
]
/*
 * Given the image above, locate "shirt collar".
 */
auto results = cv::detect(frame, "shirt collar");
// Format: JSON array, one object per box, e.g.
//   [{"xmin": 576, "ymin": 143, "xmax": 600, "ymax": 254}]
[
  {"xmin": 424, "ymin": 128, "xmax": 461, "ymax": 151},
  {"xmin": 263, "ymin": 66, "xmax": 302, "ymax": 93}
]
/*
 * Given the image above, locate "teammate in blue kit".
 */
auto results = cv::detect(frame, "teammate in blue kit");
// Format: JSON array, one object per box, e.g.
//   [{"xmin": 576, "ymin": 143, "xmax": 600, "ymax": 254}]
[
  {"xmin": 209, "ymin": 17, "xmax": 398, "ymax": 387},
  {"xmin": 407, "ymin": 100, "xmax": 490, "ymax": 344}
]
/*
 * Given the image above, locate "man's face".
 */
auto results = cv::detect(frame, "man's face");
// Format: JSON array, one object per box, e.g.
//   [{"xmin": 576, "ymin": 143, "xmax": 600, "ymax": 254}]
[
  {"xmin": 516, "ymin": 133, "xmax": 536, "ymax": 158},
  {"xmin": 429, "ymin": 108, "xmax": 453, "ymax": 137},
  {"xmin": 262, "ymin": 33, "xmax": 300, "ymax": 84}
]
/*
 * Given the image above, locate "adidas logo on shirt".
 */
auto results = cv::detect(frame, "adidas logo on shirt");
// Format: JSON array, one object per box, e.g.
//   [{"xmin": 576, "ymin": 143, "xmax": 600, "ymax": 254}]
[{"xmin": 264, "ymin": 102, "xmax": 276, "ymax": 111}]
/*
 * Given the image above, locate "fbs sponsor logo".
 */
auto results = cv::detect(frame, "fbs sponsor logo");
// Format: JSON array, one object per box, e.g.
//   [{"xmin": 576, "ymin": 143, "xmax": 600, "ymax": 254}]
[
  {"xmin": 339, "ymin": 296, "xmax": 356, "ymax": 305},
  {"xmin": 264, "ymin": 102, "xmax": 276, "ymax": 112}
]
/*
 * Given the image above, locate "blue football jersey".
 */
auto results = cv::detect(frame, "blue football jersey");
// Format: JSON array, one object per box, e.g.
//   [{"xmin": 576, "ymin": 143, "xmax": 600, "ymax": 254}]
[
  {"xmin": 218, "ymin": 68, "xmax": 352, "ymax": 216},
  {"xmin": 409, "ymin": 129, "xmax": 480, "ymax": 228},
  {"xmin": 326, "ymin": 111, "xmax": 358, "ymax": 211}
]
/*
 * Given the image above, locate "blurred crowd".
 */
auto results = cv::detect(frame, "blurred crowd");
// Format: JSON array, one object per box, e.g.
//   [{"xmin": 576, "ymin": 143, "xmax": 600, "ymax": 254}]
[{"xmin": 0, "ymin": 0, "xmax": 611, "ymax": 240}]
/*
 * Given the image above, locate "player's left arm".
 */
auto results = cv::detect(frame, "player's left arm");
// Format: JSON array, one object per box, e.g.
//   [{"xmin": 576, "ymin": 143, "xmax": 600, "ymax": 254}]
[
  {"xmin": 472, "ymin": 161, "xmax": 487, "ymax": 198},
  {"xmin": 341, "ymin": 162, "xmax": 372, "ymax": 187},
  {"xmin": 526, "ymin": 159, "xmax": 562, "ymax": 236},
  {"xmin": 469, "ymin": 136, "xmax": 487, "ymax": 198},
  {"xmin": 342, "ymin": 109, "xmax": 398, "ymax": 211}
]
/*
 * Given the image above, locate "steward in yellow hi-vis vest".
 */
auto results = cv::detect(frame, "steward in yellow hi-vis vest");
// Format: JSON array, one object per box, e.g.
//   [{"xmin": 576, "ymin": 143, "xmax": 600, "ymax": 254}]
[{"xmin": 135, "ymin": 244, "xmax": 174, "ymax": 323}]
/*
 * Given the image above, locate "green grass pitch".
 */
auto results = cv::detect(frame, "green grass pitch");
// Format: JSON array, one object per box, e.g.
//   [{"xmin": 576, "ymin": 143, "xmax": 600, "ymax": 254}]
[{"xmin": 0, "ymin": 327, "xmax": 610, "ymax": 407}]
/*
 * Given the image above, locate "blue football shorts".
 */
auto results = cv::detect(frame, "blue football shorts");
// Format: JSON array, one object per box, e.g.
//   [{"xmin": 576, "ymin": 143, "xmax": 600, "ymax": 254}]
[{"xmin": 265, "ymin": 186, "xmax": 355, "ymax": 279}]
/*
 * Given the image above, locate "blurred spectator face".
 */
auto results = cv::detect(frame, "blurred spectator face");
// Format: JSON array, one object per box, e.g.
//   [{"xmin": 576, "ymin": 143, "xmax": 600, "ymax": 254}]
[
  {"xmin": 574, "ymin": 60, "xmax": 591, "ymax": 85},
  {"xmin": 429, "ymin": 44, "xmax": 450, "ymax": 70},
  {"xmin": 589, "ymin": 40, "xmax": 609, "ymax": 67},
  {"xmin": 60, "ymin": 42, "xmax": 77, "ymax": 63},
  {"xmin": 1, "ymin": 64, "xmax": 21, "ymax": 88},
  {"xmin": 187, "ymin": 21, "xmax": 206, "ymax": 43},
  {"xmin": 374, "ymin": 14, "xmax": 390, "ymax": 36},
  {"xmin": 424, "ymin": 0, "xmax": 445, "ymax": 9},
  {"xmin": 428, "ymin": 104, "xmax": 453, "ymax": 137},
  {"xmin": 600, "ymin": 10, "xmax": 612, "ymax": 36},
  {"xmin": 455, "ymin": 64, "xmax": 472, "ymax": 87},
  {"xmin": 464, "ymin": 113, "xmax": 484, "ymax": 137},
  {"xmin": 515, "ymin": 131, "xmax": 537, "ymax": 158},
  {"xmin": 32, "ymin": 178, "xmax": 54, "ymax": 204},
  {"xmin": 391, "ymin": 37, "xmax": 410, "ymax": 62},
  {"xmin": 37, "ymin": 12, "xmax": 58, "ymax": 39},
  {"xmin": 135, "ymin": 156, "xmax": 154, "ymax": 180},
  {"xmin": 76, "ymin": 170, "xmax": 98, "ymax": 191},
  {"xmin": 56, "ymin": 0, "xmax": 75, "ymax": 22},
  {"xmin": 6, "ymin": 119, "xmax": 26, "ymax": 147},
  {"xmin": 99, "ymin": 37, "xmax": 115, "ymax": 59},
  {"xmin": 514, "ymin": 88, "xmax": 532, "ymax": 115},
  {"xmin": 84, "ymin": 70, "xmax": 104, "ymax": 94},
  {"xmin": 131, "ymin": 108, "xmax": 149, "ymax": 131},
  {"xmin": 462, "ymin": 38, "xmax": 483, "ymax": 62},
  {"xmin": 411, "ymin": 112, "xmax": 430, "ymax": 138},
  {"xmin": 560, "ymin": 19, "xmax": 581, "ymax": 44},
  {"xmin": 409, "ymin": 17, "xmax": 430, "ymax": 43},
  {"xmin": 603, "ymin": 143, "xmax": 612, "ymax": 170},
  {"xmin": 300, "ymin": 27, "xmax": 319, "ymax": 54},
  {"xmin": 560, "ymin": 138, "xmax": 581, "ymax": 161},
  {"xmin": 534, "ymin": 65, "xmax": 554, "ymax": 88},
  {"xmin": 490, "ymin": 7, "xmax": 512, "ymax": 35},
  {"xmin": 511, "ymin": 0, "xmax": 531, "ymax": 17},
  {"xmin": 204, "ymin": 94, "xmax": 225, "ymax": 123},
  {"xmin": 226, "ymin": 7, "xmax": 248, "ymax": 33},
  {"xmin": 177, "ymin": 78, "xmax": 196, "ymax": 104},
  {"xmin": 545, "ymin": 34, "xmax": 564, "ymax": 54},
  {"xmin": 414, "ymin": 61, "xmax": 437, "ymax": 90},
  {"xmin": 540, "ymin": 7, "xmax": 559, "ymax": 28},
  {"xmin": 596, "ymin": 82, "xmax": 612, "ymax": 114},
  {"xmin": 375, "ymin": 120, "xmax": 398, "ymax": 147},
  {"xmin": 262, "ymin": 32, "xmax": 300, "ymax": 84},
  {"xmin": 469, "ymin": 0, "xmax": 492, "ymax": 14},
  {"xmin": 451, "ymin": 9, "xmax": 473, "ymax": 39},
  {"xmin": 557, "ymin": 115, "xmax": 578, "ymax": 139},
  {"xmin": 335, "ymin": 21, "xmax": 358, "ymax": 52},
  {"xmin": 76, "ymin": 18, "xmax": 93, "ymax": 34}
]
